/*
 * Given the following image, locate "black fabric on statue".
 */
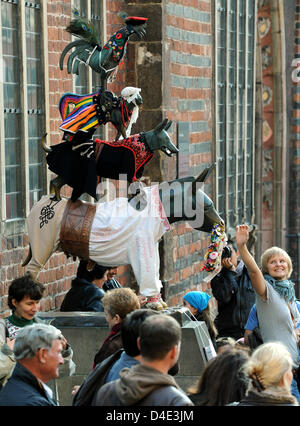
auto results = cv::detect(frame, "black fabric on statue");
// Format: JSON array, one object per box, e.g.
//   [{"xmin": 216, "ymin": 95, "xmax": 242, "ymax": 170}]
[
  {"xmin": 46, "ymin": 139, "xmax": 142, "ymax": 202},
  {"xmin": 96, "ymin": 144, "xmax": 143, "ymax": 182},
  {"xmin": 46, "ymin": 140, "xmax": 98, "ymax": 201}
]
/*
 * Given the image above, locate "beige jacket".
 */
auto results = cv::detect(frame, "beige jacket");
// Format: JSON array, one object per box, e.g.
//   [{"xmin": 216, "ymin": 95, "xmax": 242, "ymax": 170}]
[{"xmin": 0, "ymin": 319, "xmax": 15, "ymax": 386}]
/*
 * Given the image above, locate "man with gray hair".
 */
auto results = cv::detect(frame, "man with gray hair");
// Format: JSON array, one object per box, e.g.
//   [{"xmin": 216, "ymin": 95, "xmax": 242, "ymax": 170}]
[
  {"xmin": 0, "ymin": 323, "xmax": 64, "ymax": 406},
  {"xmin": 93, "ymin": 313, "xmax": 193, "ymax": 406}
]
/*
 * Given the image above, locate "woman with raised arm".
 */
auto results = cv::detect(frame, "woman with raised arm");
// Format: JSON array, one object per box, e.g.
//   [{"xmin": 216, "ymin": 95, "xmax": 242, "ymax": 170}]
[{"xmin": 235, "ymin": 225, "xmax": 300, "ymax": 402}]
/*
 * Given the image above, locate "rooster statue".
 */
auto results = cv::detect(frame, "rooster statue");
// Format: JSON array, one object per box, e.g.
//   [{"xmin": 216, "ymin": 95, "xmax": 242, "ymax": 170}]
[{"xmin": 60, "ymin": 10, "xmax": 148, "ymax": 88}]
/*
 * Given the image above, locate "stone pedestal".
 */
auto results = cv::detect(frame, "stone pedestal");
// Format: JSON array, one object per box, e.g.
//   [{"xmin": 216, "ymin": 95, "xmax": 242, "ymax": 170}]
[{"xmin": 39, "ymin": 307, "xmax": 212, "ymax": 406}]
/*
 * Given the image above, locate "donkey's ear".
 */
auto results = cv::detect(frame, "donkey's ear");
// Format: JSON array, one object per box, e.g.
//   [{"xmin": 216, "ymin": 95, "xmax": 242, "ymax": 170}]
[
  {"xmin": 154, "ymin": 118, "xmax": 168, "ymax": 133},
  {"xmin": 194, "ymin": 163, "xmax": 216, "ymax": 183},
  {"xmin": 164, "ymin": 120, "xmax": 173, "ymax": 132}
]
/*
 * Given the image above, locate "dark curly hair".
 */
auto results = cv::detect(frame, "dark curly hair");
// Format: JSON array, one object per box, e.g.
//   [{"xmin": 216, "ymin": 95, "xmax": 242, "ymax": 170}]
[{"xmin": 8, "ymin": 274, "xmax": 45, "ymax": 311}]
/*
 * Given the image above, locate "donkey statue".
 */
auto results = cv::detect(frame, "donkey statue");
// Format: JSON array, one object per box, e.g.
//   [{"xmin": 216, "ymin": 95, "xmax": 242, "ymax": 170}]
[
  {"xmin": 22, "ymin": 164, "xmax": 224, "ymax": 309},
  {"xmin": 44, "ymin": 118, "xmax": 179, "ymax": 202}
]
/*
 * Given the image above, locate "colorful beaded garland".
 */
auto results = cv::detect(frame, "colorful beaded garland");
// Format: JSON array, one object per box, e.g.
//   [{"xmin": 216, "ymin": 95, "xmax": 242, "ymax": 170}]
[{"xmin": 201, "ymin": 223, "xmax": 226, "ymax": 273}]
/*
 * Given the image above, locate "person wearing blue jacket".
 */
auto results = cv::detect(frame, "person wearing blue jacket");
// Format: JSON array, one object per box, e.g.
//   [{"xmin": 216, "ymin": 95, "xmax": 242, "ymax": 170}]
[{"xmin": 0, "ymin": 324, "xmax": 64, "ymax": 406}]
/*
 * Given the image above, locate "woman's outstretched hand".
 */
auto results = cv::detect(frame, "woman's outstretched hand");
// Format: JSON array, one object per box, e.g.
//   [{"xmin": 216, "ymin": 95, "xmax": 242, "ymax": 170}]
[
  {"xmin": 236, "ymin": 224, "xmax": 249, "ymax": 247},
  {"xmin": 236, "ymin": 224, "xmax": 266, "ymax": 299}
]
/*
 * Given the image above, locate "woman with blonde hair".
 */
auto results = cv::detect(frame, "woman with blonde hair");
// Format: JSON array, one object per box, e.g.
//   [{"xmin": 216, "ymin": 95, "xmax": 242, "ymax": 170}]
[
  {"xmin": 234, "ymin": 342, "xmax": 298, "ymax": 406},
  {"xmin": 236, "ymin": 225, "xmax": 300, "ymax": 402}
]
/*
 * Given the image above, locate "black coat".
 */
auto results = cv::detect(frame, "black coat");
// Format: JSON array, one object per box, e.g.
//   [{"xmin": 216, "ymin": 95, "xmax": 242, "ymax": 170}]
[
  {"xmin": 93, "ymin": 323, "xmax": 122, "ymax": 367},
  {"xmin": 230, "ymin": 389, "xmax": 298, "ymax": 406},
  {"xmin": 211, "ymin": 265, "xmax": 255, "ymax": 339},
  {"xmin": 0, "ymin": 363, "xmax": 57, "ymax": 406},
  {"xmin": 60, "ymin": 278, "xmax": 105, "ymax": 312}
]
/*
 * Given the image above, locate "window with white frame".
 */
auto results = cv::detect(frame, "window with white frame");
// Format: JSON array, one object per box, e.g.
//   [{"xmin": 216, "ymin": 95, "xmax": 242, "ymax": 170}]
[
  {"xmin": 0, "ymin": 0, "xmax": 105, "ymax": 228},
  {"xmin": 1, "ymin": 0, "xmax": 45, "ymax": 227},
  {"xmin": 215, "ymin": 0, "xmax": 256, "ymax": 230},
  {"xmin": 2, "ymin": 0, "xmax": 22, "ymax": 220},
  {"xmin": 26, "ymin": 1, "xmax": 45, "ymax": 210}
]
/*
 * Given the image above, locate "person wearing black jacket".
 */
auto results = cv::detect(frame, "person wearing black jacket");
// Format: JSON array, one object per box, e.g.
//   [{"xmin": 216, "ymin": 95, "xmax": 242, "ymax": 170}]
[
  {"xmin": 211, "ymin": 241, "xmax": 255, "ymax": 340},
  {"xmin": 60, "ymin": 261, "xmax": 120, "ymax": 312}
]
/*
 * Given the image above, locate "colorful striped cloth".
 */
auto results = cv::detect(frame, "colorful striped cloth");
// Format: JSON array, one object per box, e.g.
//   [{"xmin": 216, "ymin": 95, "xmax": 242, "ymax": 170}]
[{"xmin": 59, "ymin": 92, "xmax": 100, "ymax": 134}]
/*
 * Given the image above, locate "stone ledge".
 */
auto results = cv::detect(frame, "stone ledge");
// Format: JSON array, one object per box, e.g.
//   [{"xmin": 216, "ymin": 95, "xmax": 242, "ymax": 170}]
[{"xmin": 38, "ymin": 306, "xmax": 192, "ymax": 328}]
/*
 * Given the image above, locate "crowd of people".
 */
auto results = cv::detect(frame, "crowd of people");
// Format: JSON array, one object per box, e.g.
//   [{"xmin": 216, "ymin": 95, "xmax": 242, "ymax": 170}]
[{"xmin": 0, "ymin": 224, "xmax": 299, "ymax": 407}]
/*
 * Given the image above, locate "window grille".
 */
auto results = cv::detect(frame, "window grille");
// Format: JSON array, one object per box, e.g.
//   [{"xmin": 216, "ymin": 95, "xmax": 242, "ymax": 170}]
[
  {"xmin": 1, "ymin": 0, "xmax": 45, "ymax": 223},
  {"xmin": 73, "ymin": 0, "xmax": 89, "ymax": 95},
  {"xmin": 2, "ymin": 0, "xmax": 22, "ymax": 219},
  {"xmin": 25, "ymin": 0, "xmax": 44, "ymax": 210},
  {"xmin": 215, "ymin": 0, "xmax": 256, "ymax": 230},
  {"xmin": 0, "ymin": 0, "xmax": 105, "ymax": 225}
]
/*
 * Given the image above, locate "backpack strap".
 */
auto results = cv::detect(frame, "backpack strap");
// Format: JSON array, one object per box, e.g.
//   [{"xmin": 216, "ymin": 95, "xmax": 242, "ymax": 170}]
[{"xmin": 72, "ymin": 349, "xmax": 123, "ymax": 406}]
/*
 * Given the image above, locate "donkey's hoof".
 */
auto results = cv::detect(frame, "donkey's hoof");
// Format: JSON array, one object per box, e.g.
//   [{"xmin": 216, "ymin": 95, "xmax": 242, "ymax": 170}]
[
  {"xmin": 49, "ymin": 176, "xmax": 65, "ymax": 202},
  {"xmin": 144, "ymin": 301, "xmax": 164, "ymax": 311},
  {"xmin": 160, "ymin": 300, "xmax": 168, "ymax": 309},
  {"xmin": 49, "ymin": 184, "xmax": 62, "ymax": 201},
  {"xmin": 144, "ymin": 294, "xmax": 167, "ymax": 311},
  {"xmin": 50, "ymin": 193, "xmax": 61, "ymax": 202}
]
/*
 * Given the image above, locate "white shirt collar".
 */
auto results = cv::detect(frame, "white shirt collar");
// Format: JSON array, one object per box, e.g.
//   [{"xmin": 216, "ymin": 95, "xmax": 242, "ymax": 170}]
[{"xmin": 40, "ymin": 381, "xmax": 54, "ymax": 400}]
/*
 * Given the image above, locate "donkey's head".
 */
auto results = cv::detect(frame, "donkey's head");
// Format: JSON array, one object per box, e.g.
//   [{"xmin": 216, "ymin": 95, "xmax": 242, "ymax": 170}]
[
  {"xmin": 132, "ymin": 92, "xmax": 143, "ymax": 106},
  {"xmin": 145, "ymin": 118, "xmax": 179, "ymax": 157},
  {"xmin": 159, "ymin": 164, "xmax": 224, "ymax": 232}
]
